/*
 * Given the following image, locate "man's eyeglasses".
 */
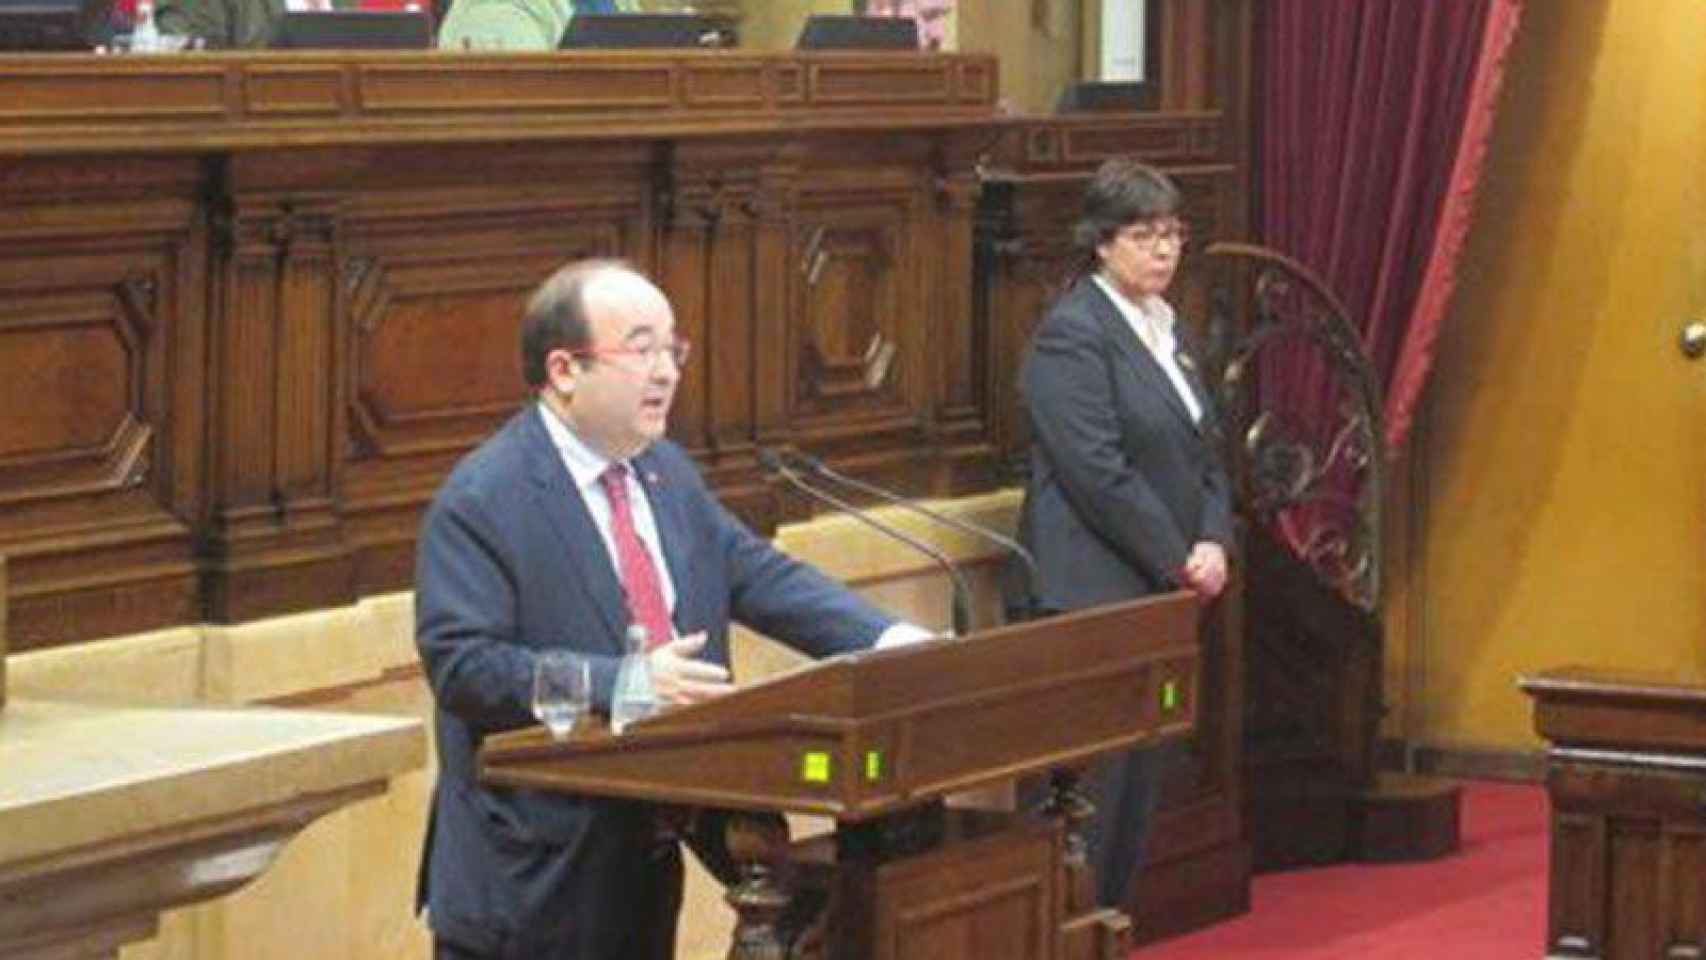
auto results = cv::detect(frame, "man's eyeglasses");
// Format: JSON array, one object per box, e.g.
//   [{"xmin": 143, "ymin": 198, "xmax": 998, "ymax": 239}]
[
  {"xmin": 572, "ymin": 339, "xmax": 693, "ymax": 372},
  {"xmin": 1115, "ymin": 220, "xmax": 1189, "ymax": 252}
]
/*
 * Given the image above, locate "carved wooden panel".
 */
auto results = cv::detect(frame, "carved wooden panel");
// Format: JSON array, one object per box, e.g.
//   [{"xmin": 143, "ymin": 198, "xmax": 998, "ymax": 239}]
[
  {"xmin": 0, "ymin": 157, "xmax": 204, "ymax": 649},
  {"xmin": 873, "ymin": 830, "xmax": 1054, "ymax": 960},
  {"xmin": 791, "ymin": 216, "xmax": 908, "ymax": 417},
  {"xmin": 337, "ymin": 142, "xmax": 656, "ymax": 596},
  {"xmin": 1524, "ymin": 669, "xmax": 1706, "ymax": 960}
]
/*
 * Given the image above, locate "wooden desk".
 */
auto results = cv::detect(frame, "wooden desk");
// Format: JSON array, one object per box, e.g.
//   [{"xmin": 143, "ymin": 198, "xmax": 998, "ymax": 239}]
[
  {"xmin": 0, "ymin": 50, "xmax": 1002, "ymax": 649},
  {"xmin": 1521, "ymin": 667, "xmax": 1706, "ymax": 960}
]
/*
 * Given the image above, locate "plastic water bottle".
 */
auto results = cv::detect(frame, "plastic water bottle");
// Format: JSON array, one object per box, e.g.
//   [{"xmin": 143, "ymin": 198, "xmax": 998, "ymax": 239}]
[
  {"xmin": 610, "ymin": 624, "xmax": 658, "ymax": 734},
  {"xmin": 130, "ymin": 0, "xmax": 160, "ymax": 51}
]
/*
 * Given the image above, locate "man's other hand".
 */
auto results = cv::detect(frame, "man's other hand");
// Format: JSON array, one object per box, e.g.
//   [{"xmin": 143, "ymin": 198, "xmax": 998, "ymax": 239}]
[{"xmin": 649, "ymin": 631, "xmax": 734, "ymax": 705}]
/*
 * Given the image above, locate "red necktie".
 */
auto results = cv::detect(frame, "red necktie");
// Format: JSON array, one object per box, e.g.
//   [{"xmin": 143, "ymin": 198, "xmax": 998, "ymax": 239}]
[{"xmin": 598, "ymin": 464, "xmax": 671, "ymax": 651}]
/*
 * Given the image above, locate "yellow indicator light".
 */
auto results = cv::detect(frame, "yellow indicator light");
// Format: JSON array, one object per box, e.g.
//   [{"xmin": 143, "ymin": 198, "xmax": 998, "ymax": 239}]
[
  {"xmin": 864, "ymin": 750, "xmax": 883, "ymax": 781},
  {"xmin": 802, "ymin": 751, "xmax": 832, "ymax": 784}
]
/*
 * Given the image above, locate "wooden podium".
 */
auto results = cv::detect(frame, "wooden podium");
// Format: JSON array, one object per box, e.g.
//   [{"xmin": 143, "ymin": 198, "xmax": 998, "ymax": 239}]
[
  {"xmin": 1521, "ymin": 667, "xmax": 1706, "ymax": 960},
  {"xmin": 481, "ymin": 594, "xmax": 1201, "ymax": 960}
]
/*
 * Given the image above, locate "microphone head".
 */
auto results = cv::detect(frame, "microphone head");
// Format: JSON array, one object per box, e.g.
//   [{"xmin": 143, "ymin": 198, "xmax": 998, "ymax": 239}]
[
  {"xmin": 755, "ymin": 448, "xmax": 784, "ymax": 472},
  {"xmin": 791, "ymin": 451, "xmax": 828, "ymax": 474}
]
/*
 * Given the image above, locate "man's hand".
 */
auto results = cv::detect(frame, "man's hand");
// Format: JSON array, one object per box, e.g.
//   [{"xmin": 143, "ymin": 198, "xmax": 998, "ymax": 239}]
[
  {"xmin": 1180, "ymin": 541, "xmax": 1228, "ymax": 600},
  {"xmin": 648, "ymin": 631, "xmax": 734, "ymax": 706}
]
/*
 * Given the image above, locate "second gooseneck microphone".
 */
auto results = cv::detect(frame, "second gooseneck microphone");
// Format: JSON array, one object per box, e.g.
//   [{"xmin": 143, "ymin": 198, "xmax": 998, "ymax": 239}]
[
  {"xmin": 757, "ymin": 448, "xmax": 973, "ymax": 638},
  {"xmin": 784, "ymin": 450, "xmax": 1039, "ymax": 597}
]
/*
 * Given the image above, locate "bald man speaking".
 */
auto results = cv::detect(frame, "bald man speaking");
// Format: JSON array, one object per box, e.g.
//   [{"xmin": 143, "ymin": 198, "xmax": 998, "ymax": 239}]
[{"xmin": 413, "ymin": 260, "xmax": 927, "ymax": 960}]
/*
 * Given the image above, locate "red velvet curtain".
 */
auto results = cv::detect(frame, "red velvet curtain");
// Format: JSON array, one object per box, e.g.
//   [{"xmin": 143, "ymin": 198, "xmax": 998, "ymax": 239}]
[{"xmin": 1256, "ymin": 0, "xmax": 1525, "ymax": 455}]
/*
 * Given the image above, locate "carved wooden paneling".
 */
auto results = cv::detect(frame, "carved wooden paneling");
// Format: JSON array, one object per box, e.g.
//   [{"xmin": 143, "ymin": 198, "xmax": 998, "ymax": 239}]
[
  {"xmin": 202, "ymin": 178, "xmax": 352, "ymax": 623},
  {"xmin": 0, "ymin": 156, "xmax": 205, "ymax": 649},
  {"xmin": 0, "ymin": 54, "xmax": 1012, "ymax": 644},
  {"xmin": 334, "ymin": 142, "xmax": 655, "ymax": 597},
  {"xmin": 1524, "ymin": 670, "xmax": 1706, "ymax": 960},
  {"xmin": 656, "ymin": 138, "xmax": 784, "ymax": 530},
  {"xmin": 791, "ymin": 214, "xmax": 909, "ymax": 417}
]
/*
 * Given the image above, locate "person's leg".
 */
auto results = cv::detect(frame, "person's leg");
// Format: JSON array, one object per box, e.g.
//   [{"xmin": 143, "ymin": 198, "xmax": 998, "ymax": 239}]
[
  {"xmin": 625, "ymin": 842, "xmax": 686, "ymax": 960},
  {"xmin": 1084, "ymin": 743, "xmax": 1165, "ymax": 909}
]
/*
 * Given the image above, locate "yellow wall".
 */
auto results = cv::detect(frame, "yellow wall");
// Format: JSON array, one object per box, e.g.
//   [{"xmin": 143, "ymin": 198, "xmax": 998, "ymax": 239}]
[
  {"xmin": 1396, "ymin": 0, "xmax": 1706, "ymax": 751},
  {"xmin": 955, "ymin": 0, "xmax": 1081, "ymax": 114},
  {"xmin": 737, "ymin": 0, "xmax": 853, "ymax": 52}
]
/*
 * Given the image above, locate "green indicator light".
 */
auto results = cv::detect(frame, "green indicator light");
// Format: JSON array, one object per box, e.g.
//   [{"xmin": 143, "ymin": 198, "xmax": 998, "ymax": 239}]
[
  {"xmin": 1161, "ymin": 679, "xmax": 1180, "ymax": 713},
  {"xmin": 801, "ymin": 751, "xmax": 832, "ymax": 784},
  {"xmin": 864, "ymin": 750, "xmax": 883, "ymax": 781}
]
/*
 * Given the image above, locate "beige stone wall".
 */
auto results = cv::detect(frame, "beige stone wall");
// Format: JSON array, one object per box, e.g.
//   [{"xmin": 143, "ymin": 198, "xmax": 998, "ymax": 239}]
[{"xmin": 6, "ymin": 490, "xmax": 1020, "ymax": 960}]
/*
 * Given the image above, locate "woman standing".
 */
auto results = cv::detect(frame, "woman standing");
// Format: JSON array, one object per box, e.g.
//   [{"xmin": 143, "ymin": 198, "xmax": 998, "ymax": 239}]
[{"xmin": 1014, "ymin": 157, "xmax": 1232, "ymax": 909}]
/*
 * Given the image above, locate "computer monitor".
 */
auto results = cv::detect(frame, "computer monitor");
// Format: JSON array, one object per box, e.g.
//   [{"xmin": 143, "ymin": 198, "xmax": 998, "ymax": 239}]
[
  {"xmin": 795, "ymin": 14, "xmax": 917, "ymax": 51},
  {"xmin": 1055, "ymin": 80, "xmax": 1159, "ymax": 114},
  {"xmin": 271, "ymin": 9, "xmax": 433, "ymax": 50},
  {"xmin": 558, "ymin": 12, "xmax": 728, "ymax": 50},
  {"xmin": 0, "ymin": 0, "xmax": 104, "ymax": 50}
]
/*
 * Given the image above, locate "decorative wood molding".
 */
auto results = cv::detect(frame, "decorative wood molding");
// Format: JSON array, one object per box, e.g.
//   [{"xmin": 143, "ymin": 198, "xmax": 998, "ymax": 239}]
[{"xmin": 0, "ymin": 52, "xmax": 998, "ymax": 156}]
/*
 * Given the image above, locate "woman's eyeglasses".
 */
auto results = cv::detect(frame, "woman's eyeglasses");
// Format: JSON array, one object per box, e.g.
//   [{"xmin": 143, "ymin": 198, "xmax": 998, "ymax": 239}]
[{"xmin": 1115, "ymin": 220, "xmax": 1189, "ymax": 252}]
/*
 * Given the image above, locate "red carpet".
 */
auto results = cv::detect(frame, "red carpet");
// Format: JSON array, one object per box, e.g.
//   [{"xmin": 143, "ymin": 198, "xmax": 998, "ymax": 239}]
[{"xmin": 1137, "ymin": 782, "xmax": 1547, "ymax": 959}]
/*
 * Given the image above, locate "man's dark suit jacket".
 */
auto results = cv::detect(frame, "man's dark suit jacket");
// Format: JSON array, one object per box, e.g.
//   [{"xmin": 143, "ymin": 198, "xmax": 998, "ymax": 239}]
[
  {"xmin": 1016, "ymin": 276, "xmax": 1233, "ymax": 612},
  {"xmin": 1013, "ymin": 275, "xmax": 1233, "ymax": 908},
  {"xmin": 415, "ymin": 406, "xmax": 893, "ymax": 958}
]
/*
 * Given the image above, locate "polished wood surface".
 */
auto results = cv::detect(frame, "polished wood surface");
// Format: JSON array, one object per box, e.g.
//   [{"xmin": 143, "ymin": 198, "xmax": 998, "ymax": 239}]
[
  {"xmin": 1521, "ymin": 667, "xmax": 1706, "ymax": 960},
  {"xmin": 484, "ymin": 595, "xmax": 1197, "ymax": 960},
  {"xmin": 483, "ymin": 594, "xmax": 1200, "ymax": 819},
  {"xmin": 0, "ymin": 50, "xmax": 1005, "ymax": 650}
]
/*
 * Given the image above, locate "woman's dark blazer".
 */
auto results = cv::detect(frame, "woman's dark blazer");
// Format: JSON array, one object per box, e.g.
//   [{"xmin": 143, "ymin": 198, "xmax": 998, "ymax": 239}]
[{"xmin": 1016, "ymin": 275, "xmax": 1233, "ymax": 613}]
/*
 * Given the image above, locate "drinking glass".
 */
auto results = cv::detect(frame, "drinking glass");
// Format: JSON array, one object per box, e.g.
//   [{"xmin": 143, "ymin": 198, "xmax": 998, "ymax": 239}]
[{"xmin": 531, "ymin": 650, "xmax": 590, "ymax": 739}]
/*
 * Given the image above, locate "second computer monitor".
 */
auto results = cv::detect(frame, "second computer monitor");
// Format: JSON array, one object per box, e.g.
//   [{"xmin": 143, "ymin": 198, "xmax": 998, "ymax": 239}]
[{"xmin": 795, "ymin": 15, "xmax": 918, "ymax": 51}]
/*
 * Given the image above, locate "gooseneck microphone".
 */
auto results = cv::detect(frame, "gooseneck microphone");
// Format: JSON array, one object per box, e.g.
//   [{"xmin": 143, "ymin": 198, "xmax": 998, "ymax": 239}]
[
  {"xmin": 784, "ymin": 450, "xmax": 1041, "ymax": 595},
  {"xmin": 757, "ymin": 448, "xmax": 973, "ymax": 638}
]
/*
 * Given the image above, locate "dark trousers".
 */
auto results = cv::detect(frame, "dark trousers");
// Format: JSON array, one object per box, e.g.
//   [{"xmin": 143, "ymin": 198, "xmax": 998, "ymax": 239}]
[
  {"xmin": 433, "ymin": 844, "xmax": 685, "ymax": 960},
  {"xmin": 1082, "ymin": 742, "xmax": 1166, "ymax": 909},
  {"xmin": 1009, "ymin": 604, "xmax": 1168, "ymax": 911}
]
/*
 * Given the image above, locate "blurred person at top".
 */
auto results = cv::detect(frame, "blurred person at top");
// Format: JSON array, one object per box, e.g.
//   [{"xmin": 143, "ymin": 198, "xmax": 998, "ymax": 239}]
[
  {"xmin": 865, "ymin": 0, "xmax": 952, "ymax": 51},
  {"xmin": 154, "ymin": 0, "xmax": 361, "ymax": 48},
  {"xmin": 437, "ymin": 0, "xmax": 636, "ymax": 51}
]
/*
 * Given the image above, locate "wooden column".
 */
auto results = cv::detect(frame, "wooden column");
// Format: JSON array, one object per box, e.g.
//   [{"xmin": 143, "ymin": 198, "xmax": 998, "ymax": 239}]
[
  {"xmin": 204, "ymin": 167, "xmax": 352, "ymax": 622},
  {"xmin": 1, "ymin": 555, "xmax": 7, "ymax": 710}
]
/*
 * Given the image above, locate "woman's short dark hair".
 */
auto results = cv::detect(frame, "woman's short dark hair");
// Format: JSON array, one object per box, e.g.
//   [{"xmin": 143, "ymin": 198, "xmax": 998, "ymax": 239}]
[
  {"xmin": 518, "ymin": 258, "xmax": 634, "ymax": 388},
  {"xmin": 1071, "ymin": 158, "xmax": 1182, "ymax": 256}
]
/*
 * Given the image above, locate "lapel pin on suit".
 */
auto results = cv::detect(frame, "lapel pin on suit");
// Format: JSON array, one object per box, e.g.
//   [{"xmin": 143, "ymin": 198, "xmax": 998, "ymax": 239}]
[{"xmin": 1175, "ymin": 350, "xmax": 1196, "ymax": 372}]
